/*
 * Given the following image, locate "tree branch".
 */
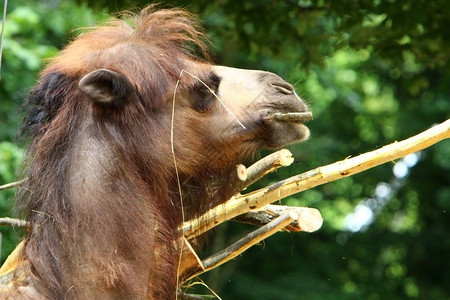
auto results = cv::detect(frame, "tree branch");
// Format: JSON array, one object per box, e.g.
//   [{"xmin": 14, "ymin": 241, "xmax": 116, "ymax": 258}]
[
  {"xmin": 183, "ymin": 119, "xmax": 450, "ymax": 239},
  {"xmin": 0, "ymin": 218, "xmax": 28, "ymax": 228},
  {"xmin": 233, "ymin": 204, "xmax": 322, "ymax": 232},
  {"xmin": 180, "ymin": 212, "xmax": 298, "ymax": 282},
  {"xmin": 177, "ymin": 292, "xmax": 204, "ymax": 300},
  {"xmin": 0, "ymin": 179, "xmax": 25, "ymax": 191},
  {"xmin": 178, "ymin": 206, "xmax": 322, "ymax": 282},
  {"xmin": 229, "ymin": 149, "xmax": 294, "ymax": 196}
]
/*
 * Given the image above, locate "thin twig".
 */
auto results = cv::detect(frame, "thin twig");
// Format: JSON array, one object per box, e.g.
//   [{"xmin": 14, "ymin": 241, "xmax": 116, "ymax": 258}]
[
  {"xmin": 229, "ymin": 149, "xmax": 293, "ymax": 196},
  {"xmin": 177, "ymin": 292, "xmax": 204, "ymax": 300},
  {"xmin": 178, "ymin": 238, "xmax": 204, "ymax": 282},
  {"xmin": 233, "ymin": 205, "xmax": 322, "ymax": 232},
  {"xmin": 0, "ymin": 179, "xmax": 26, "ymax": 191},
  {"xmin": 181, "ymin": 212, "xmax": 297, "ymax": 282},
  {"xmin": 182, "ymin": 280, "xmax": 222, "ymax": 300},
  {"xmin": 178, "ymin": 206, "xmax": 322, "ymax": 281},
  {"xmin": 0, "ymin": 218, "xmax": 28, "ymax": 228}
]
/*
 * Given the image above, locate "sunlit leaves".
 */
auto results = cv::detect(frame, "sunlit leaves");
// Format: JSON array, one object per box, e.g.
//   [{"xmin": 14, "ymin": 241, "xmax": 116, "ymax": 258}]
[{"xmin": 0, "ymin": 1, "xmax": 105, "ymax": 141}]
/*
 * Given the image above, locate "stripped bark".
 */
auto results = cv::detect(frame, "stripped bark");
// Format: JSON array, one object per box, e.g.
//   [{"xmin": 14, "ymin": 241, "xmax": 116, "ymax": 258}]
[
  {"xmin": 0, "ymin": 218, "xmax": 28, "ymax": 228},
  {"xmin": 233, "ymin": 205, "xmax": 322, "ymax": 232},
  {"xmin": 229, "ymin": 149, "xmax": 294, "ymax": 196},
  {"xmin": 180, "ymin": 212, "xmax": 298, "ymax": 282},
  {"xmin": 179, "ymin": 207, "xmax": 323, "ymax": 282},
  {"xmin": 0, "ymin": 179, "xmax": 25, "ymax": 191},
  {"xmin": 183, "ymin": 119, "xmax": 450, "ymax": 239}
]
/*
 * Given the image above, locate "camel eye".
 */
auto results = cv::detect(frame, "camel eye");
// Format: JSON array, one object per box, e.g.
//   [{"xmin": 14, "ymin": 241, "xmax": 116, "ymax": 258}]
[{"xmin": 191, "ymin": 72, "xmax": 221, "ymax": 113}]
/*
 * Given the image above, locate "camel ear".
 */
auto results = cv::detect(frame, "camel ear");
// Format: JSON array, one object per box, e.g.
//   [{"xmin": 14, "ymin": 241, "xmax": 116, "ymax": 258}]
[{"xmin": 79, "ymin": 69, "xmax": 132, "ymax": 105}]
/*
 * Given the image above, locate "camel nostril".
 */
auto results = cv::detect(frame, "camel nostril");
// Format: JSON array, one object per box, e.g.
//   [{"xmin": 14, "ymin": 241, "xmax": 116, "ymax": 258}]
[{"xmin": 270, "ymin": 82, "xmax": 294, "ymax": 95}]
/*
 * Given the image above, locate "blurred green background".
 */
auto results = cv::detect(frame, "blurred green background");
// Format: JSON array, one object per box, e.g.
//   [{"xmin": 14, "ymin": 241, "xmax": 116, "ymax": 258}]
[{"xmin": 0, "ymin": 0, "xmax": 449, "ymax": 299}]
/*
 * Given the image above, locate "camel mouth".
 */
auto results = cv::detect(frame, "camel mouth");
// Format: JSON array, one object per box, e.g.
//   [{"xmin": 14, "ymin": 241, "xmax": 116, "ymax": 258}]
[
  {"xmin": 259, "ymin": 92, "xmax": 310, "ymax": 125},
  {"xmin": 254, "ymin": 109, "xmax": 311, "ymax": 149}
]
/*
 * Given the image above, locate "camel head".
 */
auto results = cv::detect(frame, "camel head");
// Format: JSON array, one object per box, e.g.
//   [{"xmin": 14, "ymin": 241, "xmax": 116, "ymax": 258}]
[
  {"xmin": 78, "ymin": 62, "xmax": 310, "ymax": 171},
  {"xmin": 13, "ymin": 6, "xmax": 313, "ymax": 300}
]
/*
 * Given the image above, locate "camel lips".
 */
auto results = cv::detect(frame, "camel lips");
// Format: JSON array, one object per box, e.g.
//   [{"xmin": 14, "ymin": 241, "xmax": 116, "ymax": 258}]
[{"xmin": 266, "ymin": 112, "xmax": 313, "ymax": 122}]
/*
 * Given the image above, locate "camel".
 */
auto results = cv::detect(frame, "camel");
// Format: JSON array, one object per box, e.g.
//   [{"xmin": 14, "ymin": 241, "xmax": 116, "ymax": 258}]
[{"xmin": 0, "ymin": 5, "xmax": 310, "ymax": 299}]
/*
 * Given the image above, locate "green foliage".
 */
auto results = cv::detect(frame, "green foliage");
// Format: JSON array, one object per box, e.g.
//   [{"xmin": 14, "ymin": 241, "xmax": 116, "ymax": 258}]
[
  {"xmin": 0, "ymin": 0, "xmax": 106, "ymax": 142},
  {"xmin": 1, "ymin": 0, "xmax": 449, "ymax": 298},
  {"xmin": 0, "ymin": 142, "xmax": 23, "ymax": 261}
]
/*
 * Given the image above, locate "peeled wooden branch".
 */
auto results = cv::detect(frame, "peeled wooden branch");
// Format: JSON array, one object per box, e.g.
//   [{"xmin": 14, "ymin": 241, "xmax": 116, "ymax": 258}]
[
  {"xmin": 180, "ymin": 212, "xmax": 298, "ymax": 282},
  {"xmin": 235, "ymin": 164, "xmax": 248, "ymax": 181},
  {"xmin": 202, "ymin": 212, "xmax": 296, "ymax": 270},
  {"xmin": 177, "ymin": 292, "xmax": 204, "ymax": 300},
  {"xmin": 0, "ymin": 241, "xmax": 25, "ymax": 276},
  {"xmin": 229, "ymin": 149, "xmax": 294, "ymax": 196},
  {"xmin": 0, "ymin": 179, "xmax": 25, "ymax": 191},
  {"xmin": 183, "ymin": 119, "xmax": 450, "ymax": 239},
  {"xmin": 233, "ymin": 205, "xmax": 322, "ymax": 232},
  {"xmin": 179, "ymin": 207, "xmax": 322, "ymax": 282},
  {"xmin": 0, "ymin": 218, "xmax": 29, "ymax": 228},
  {"xmin": 227, "ymin": 164, "xmax": 248, "ymax": 196}
]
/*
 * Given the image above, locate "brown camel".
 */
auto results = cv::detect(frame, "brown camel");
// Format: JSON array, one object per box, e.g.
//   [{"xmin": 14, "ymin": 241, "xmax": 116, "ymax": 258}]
[{"xmin": 0, "ymin": 5, "xmax": 310, "ymax": 299}]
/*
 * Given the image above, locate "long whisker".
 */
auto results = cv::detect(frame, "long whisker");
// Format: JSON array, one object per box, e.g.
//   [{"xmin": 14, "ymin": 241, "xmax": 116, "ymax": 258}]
[{"xmin": 292, "ymin": 78, "xmax": 302, "ymax": 87}]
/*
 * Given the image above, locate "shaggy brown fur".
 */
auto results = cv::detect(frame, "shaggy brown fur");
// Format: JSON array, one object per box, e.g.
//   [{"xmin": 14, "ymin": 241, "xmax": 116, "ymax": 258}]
[
  {"xmin": 3, "ymin": 5, "xmax": 310, "ymax": 300},
  {"xmin": 15, "ymin": 7, "xmax": 225, "ymax": 299}
]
